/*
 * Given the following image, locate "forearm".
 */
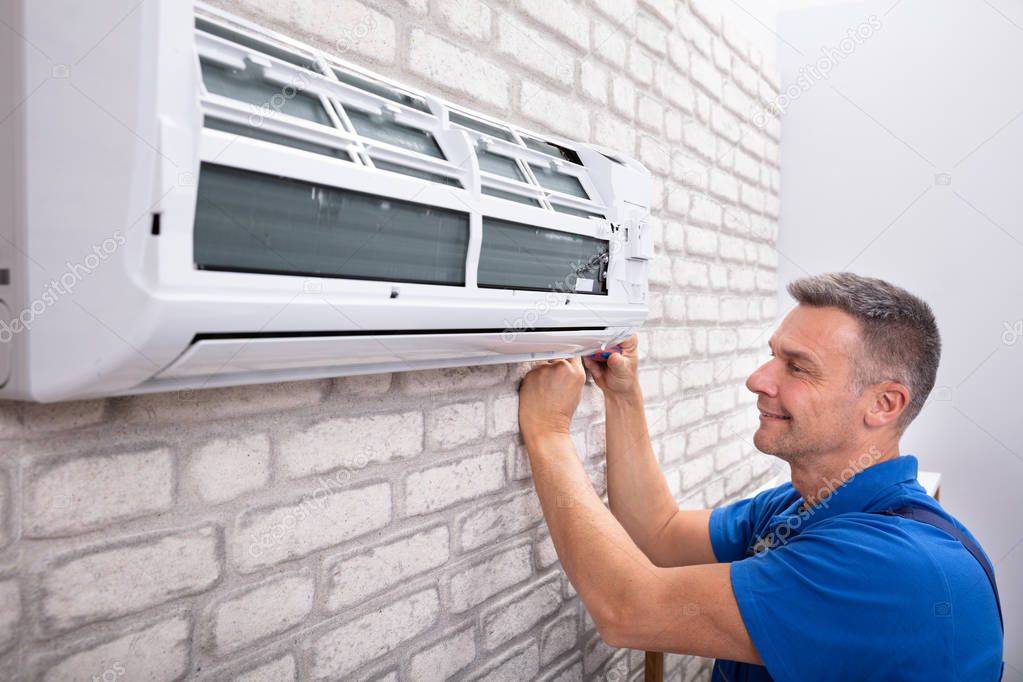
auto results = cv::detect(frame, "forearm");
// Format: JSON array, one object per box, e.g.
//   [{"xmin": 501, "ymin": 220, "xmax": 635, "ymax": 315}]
[
  {"xmin": 604, "ymin": 388, "xmax": 680, "ymax": 559},
  {"xmin": 523, "ymin": 432, "xmax": 654, "ymax": 624}
]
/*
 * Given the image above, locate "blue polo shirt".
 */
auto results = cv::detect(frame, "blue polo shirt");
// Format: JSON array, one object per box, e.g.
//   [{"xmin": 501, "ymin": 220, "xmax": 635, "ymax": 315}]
[{"xmin": 709, "ymin": 455, "xmax": 1002, "ymax": 681}]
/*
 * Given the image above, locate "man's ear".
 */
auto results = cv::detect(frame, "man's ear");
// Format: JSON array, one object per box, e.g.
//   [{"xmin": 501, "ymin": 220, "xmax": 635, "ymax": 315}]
[{"xmin": 864, "ymin": 381, "xmax": 910, "ymax": 428}]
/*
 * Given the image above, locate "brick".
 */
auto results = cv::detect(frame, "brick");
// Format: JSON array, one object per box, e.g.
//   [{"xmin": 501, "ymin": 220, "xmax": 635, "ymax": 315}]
[
  {"xmin": 690, "ymin": 193, "xmax": 722, "ymax": 226},
  {"xmin": 311, "ymin": 589, "xmax": 440, "ymax": 679},
  {"xmin": 279, "ymin": 410, "xmax": 423, "ymax": 480},
  {"xmin": 638, "ymin": 136, "xmax": 670, "ymax": 175},
  {"xmin": 708, "ymin": 329, "xmax": 739, "ymax": 356},
  {"xmin": 213, "ymin": 573, "xmax": 314, "ymax": 654},
  {"xmin": 482, "ymin": 577, "xmax": 562, "ymax": 649},
  {"xmin": 689, "ymin": 0, "xmax": 720, "ymax": 36},
  {"xmin": 686, "ymin": 423, "xmax": 718, "ymax": 455},
  {"xmin": 673, "ymin": 258, "xmax": 709, "ymax": 289},
  {"xmin": 730, "ymin": 267, "xmax": 756, "ymax": 293},
  {"xmin": 519, "ymin": 81, "xmax": 591, "ymax": 140},
  {"xmin": 409, "ymin": 30, "xmax": 510, "ymax": 109},
  {"xmin": 584, "ymin": 631, "xmax": 615, "ymax": 674},
  {"xmin": 408, "ymin": 627, "xmax": 476, "ymax": 682},
  {"xmin": 519, "ymin": 0, "xmax": 590, "ymax": 50},
  {"xmin": 234, "ymin": 656, "xmax": 297, "ymax": 682},
  {"xmin": 403, "ymin": 364, "xmax": 506, "ymax": 395},
  {"xmin": 232, "ymin": 482, "xmax": 391, "ymax": 572},
  {"xmin": 325, "ymin": 525, "xmax": 449, "ymax": 610},
  {"xmin": 636, "ymin": 95, "xmax": 663, "ymax": 132},
  {"xmin": 681, "ymin": 453, "xmax": 715, "ymax": 490},
  {"xmin": 648, "ymin": 329, "xmax": 691, "ymax": 360},
  {"xmin": 535, "ymin": 532, "xmax": 559, "ymax": 568},
  {"xmin": 540, "ymin": 659, "xmax": 583, "ymax": 682},
  {"xmin": 682, "ymin": 226, "xmax": 716, "ymax": 261},
  {"xmin": 673, "ymin": 154, "xmax": 708, "ymax": 190},
  {"xmin": 591, "ymin": 18, "xmax": 629, "ymax": 69},
  {"xmin": 691, "ymin": 55, "xmax": 722, "ymax": 98},
  {"xmin": 41, "ymin": 617, "xmax": 189, "ymax": 682},
  {"xmin": 662, "ymin": 432, "xmax": 686, "ymax": 464},
  {"xmin": 663, "ymin": 294, "xmax": 686, "ymax": 322},
  {"xmin": 715, "ymin": 440, "xmax": 746, "ymax": 472},
  {"xmin": 116, "ymin": 381, "xmax": 327, "ymax": 424},
  {"xmin": 426, "ymin": 401, "xmax": 486, "ymax": 450},
  {"xmin": 331, "ymin": 372, "xmax": 391, "ymax": 399},
  {"xmin": 471, "ymin": 640, "xmax": 540, "ymax": 682},
  {"xmin": 710, "ymin": 168, "xmax": 739, "ymax": 203},
  {"xmin": 259, "ymin": 0, "xmax": 396, "ymax": 63},
  {"xmin": 24, "ymin": 447, "xmax": 173, "ymax": 537},
  {"xmin": 726, "ymin": 463, "xmax": 754, "ymax": 495},
  {"xmin": 721, "ymin": 296, "xmax": 749, "ymax": 322},
  {"xmin": 40, "ymin": 526, "xmax": 220, "ymax": 635},
  {"xmin": 713, "ymin": 37, "xmax": 732, "ymax": 72},
  {"xmin": 610, "ymin": 75, "xmax": 636, "ymax": 118},
  {"xmin": 640, "ymin": 0, "xmax": 676, "ymax": 24},
  {"xmin": 712, "ymin": 106, "xmax": 741, "ymax": 143},
  {"xmin": 666, "ymin": 392, "xmax": 707, "ymax": 429},
  {"xmin": 684, "ymin": 121, "xmax": 716, "ymax": 160},
  {"xmin": 439, "ymin": 0, "xmax": 493, "ymax": 41},
  {"xmin": 0, "ymin": 468, "xmax": 10, "ymax": 550},
  {"xmin": 592, "ymin": 115, "xmax": 636, "ymax": 152},
  {"xmin": 686, "ymin": 294, "xmax": 719, "ymax": 322},
  {"xmin": 488, "ymin": 394, "xmax": 519, "ymax": 437},
  {"xmin": 635, "ymin": 14, "xmax": 667, "ymax": 55},
  {"xmin": 654, "ymin": 69, "xmax": 695, "ymax": 113},
  {"xmin": 706, "ymin": 386, "xmax": 737, "ymax": 415},
  {"xmin": 628, "ymin": 45, "xmax": 654, "ymax": 85},
  {"xmin": 0, "ymin": 579, "xmax": 18, "ymax": 653},
  {"xmin": 497, "ymin": 14, "xmax": 574, "ymax": 82},
  {"xmin": 665, "ymin": 108, "xmax": 684, "ymax": 142},
  {"xmin": 540, "ymin": 612, "xmax": 577, "ymax": 665},
  {"xmin": 591, "ymin": 0, "xmax": 637, "ymax": 22},
  {"xmin": 680, "ymin": 361, "xmax": 714, "ymax": 389},
  {"xmin": 19, "ymin": 399, "xmax": 105, "ymax": 432},
  {"xmin": 448, "ymin": 543, "xmax": 532, "ymax": 612},
  {"xmin": 405, "ymin": 451, "xmax": 505, "ymax": 515},
  {"xmin": 579, "ymin": 60, "xmax": 609, "ymax": 103},
  {"xmin": 189, "ymin": 434, "xmax": 270, "ymax": 504}
]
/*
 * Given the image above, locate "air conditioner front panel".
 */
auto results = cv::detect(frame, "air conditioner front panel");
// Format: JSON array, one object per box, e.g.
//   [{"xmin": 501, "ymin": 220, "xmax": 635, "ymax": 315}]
[
  {"xmin": 2, "ymin": 0, "xmax": 652, "ymax": 401},
  {"xmin": 155, "ymin": 329, "xmax": 621, "ymax": 380}
]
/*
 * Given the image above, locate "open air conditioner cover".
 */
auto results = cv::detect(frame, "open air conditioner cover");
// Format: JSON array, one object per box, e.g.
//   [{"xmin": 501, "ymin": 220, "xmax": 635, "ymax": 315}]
[{"xmin": 0, "ymin": 1, "xmax": 653, "ymax": 402}]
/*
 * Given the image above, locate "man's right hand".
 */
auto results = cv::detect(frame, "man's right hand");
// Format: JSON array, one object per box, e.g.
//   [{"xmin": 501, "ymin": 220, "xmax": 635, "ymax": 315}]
[{"xmin": 582, "ymin": 334, "xmax": 640, "ymax": 397}]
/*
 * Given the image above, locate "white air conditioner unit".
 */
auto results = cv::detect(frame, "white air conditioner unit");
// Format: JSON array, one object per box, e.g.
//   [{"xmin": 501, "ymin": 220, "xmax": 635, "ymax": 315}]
[{"xmin": 0, "ymin": 1, "xmax": 653, "ymax": 402}]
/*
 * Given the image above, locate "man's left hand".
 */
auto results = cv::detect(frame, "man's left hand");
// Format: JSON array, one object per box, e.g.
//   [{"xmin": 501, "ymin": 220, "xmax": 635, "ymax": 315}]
[{"xmin": 518, "ymin": 357, "xmax": 586, "ymax": 442}]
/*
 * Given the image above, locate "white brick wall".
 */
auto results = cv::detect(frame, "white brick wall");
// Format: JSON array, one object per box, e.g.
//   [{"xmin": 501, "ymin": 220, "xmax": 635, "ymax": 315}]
[{"xmin": 0, "ymin": 1, "xmax": 782, "ymax": 680}]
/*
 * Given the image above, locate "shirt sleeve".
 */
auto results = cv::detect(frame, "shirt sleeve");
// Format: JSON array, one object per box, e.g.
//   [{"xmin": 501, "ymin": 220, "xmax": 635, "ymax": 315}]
[
  {"xmin": 728, "ymin": 515, "xmax": 949, "ymax": 681},
  {"xmin": 708, "ymin": 483, "xmax": 797, "ymax": 562}
]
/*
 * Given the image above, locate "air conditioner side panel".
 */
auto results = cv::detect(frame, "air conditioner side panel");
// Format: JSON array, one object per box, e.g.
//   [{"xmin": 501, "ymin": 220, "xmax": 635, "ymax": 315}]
[{"xmin": 7, "ymin": 0, "xmax": 201, "ymax": 402}]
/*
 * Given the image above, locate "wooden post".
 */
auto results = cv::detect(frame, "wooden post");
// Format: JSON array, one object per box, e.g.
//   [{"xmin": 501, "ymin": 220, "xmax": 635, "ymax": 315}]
[{"xmin": 644, "ymin": 651, "xmax": 664, "ymax": 682}]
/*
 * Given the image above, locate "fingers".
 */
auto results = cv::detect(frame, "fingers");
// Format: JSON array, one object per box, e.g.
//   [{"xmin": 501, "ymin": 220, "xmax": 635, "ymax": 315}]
[{"xmin": 582, "ymin": 355, "xmax": 603, "ymax": 379}]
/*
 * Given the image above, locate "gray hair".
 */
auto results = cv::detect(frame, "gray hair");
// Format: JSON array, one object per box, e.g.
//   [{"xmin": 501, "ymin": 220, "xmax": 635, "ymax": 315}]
[{"xmin": 786, "ymin": 272, "xmax": 941, "ymax": 431}]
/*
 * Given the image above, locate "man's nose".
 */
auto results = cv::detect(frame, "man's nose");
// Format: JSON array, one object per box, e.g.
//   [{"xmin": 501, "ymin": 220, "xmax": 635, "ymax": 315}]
[{"xmin": 746, "ymin": 361, "xmax": 777, "ymax": 397}]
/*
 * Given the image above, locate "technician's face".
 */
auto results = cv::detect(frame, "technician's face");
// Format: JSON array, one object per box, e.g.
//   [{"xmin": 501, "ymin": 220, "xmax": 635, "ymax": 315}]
[{"xmin": 745, "ymin": 305, "xmax": 864, "ymax": 461}]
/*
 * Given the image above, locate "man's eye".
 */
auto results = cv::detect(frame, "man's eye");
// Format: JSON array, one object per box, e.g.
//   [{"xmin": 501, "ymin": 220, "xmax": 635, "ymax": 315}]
[{"xmin": 788, "ymin": 364, "xmax": 803, "ymax": 373}]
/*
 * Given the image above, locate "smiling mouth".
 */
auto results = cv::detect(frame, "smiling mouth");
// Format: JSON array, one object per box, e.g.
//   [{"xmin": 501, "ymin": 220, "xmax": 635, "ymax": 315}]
[{"xmin": 759, "ymin": 410, "xmax": 791, "ymax": 420}]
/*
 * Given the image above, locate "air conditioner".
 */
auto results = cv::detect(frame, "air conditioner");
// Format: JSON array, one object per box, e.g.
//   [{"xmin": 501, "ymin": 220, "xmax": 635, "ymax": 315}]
[{"xmin": 0, "ymin": 1, "xmax": 653, "ymax": 402}]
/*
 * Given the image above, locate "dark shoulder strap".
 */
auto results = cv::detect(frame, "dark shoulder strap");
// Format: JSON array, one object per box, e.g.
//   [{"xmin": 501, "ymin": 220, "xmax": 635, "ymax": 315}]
[{"xmin": 877, "ymin": 505, "xmax": 1004, "ymax": 634}]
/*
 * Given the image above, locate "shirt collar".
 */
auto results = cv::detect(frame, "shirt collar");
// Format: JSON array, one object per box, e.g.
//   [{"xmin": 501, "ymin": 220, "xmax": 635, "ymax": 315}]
[{"xmin": 768, "ymin": 455, "xmax": 920, "ymax": 533}]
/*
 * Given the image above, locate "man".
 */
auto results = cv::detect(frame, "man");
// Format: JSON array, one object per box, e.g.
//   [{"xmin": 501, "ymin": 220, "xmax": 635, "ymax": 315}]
[{"xmin": 518, "ymin": 272, "xmax": 1003, "ymax": 680}]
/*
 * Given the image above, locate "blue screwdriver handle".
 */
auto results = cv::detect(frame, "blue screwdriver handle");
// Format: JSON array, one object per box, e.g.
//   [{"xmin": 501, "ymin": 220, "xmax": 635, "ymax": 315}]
[{"xmin": 589, "ymin": 345, "xmax": 623, "ymax": 361}]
